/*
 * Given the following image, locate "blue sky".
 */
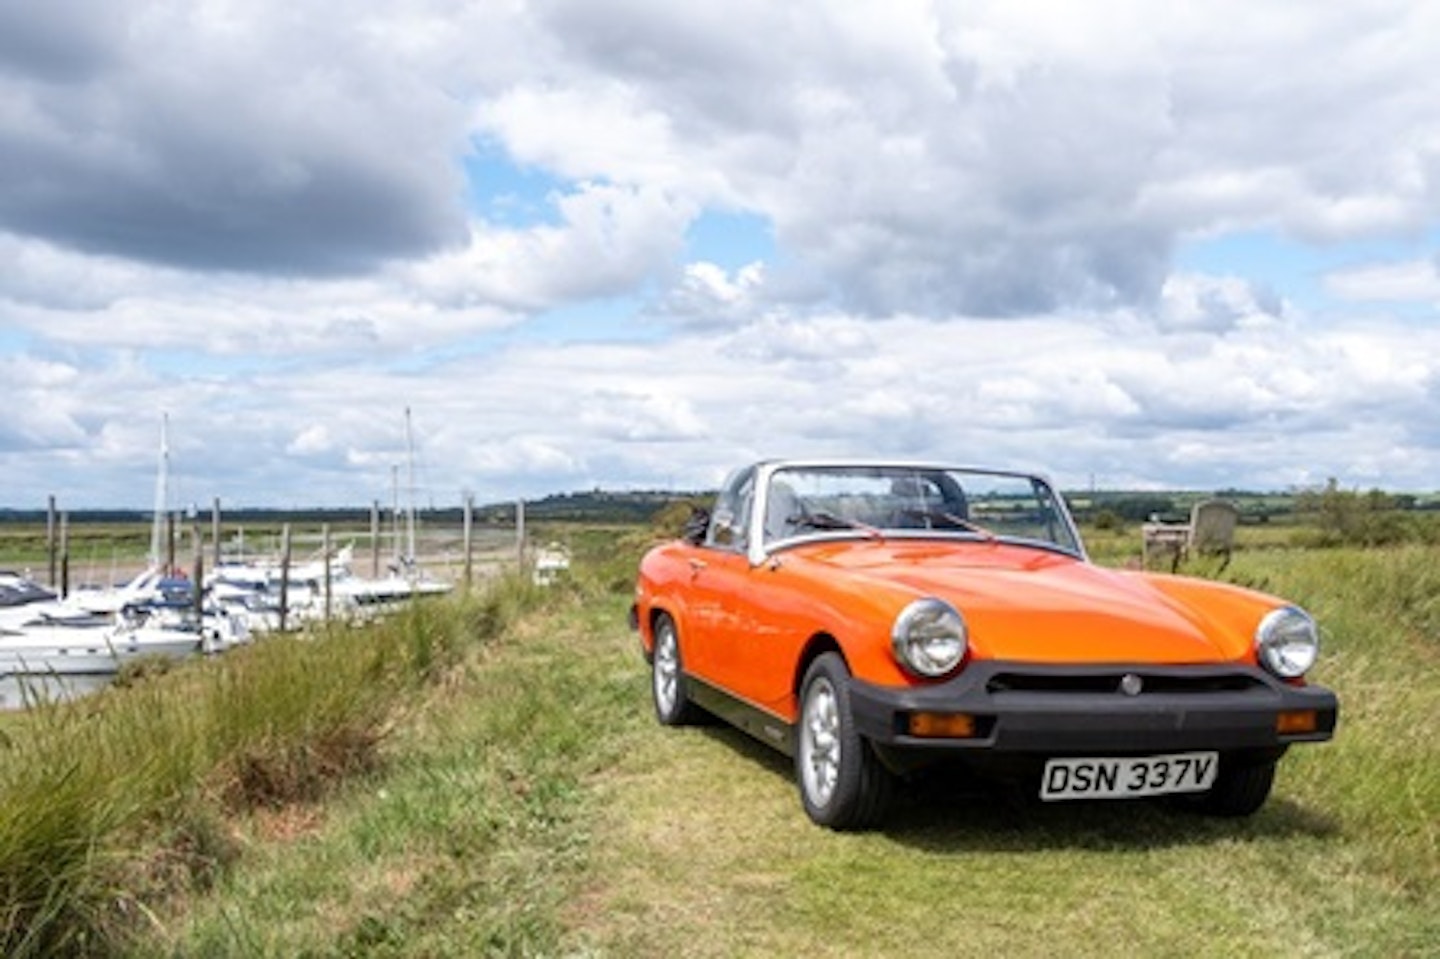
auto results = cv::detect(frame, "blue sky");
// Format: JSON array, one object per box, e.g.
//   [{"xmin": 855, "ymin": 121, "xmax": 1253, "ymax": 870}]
[
  {"xmin": 1178, "ymin": 230, "xmax": 1440, "ymax": 317},
  {"xmin": 1, "ymin": 1, "xmax": 1439, "ymax": 508}
]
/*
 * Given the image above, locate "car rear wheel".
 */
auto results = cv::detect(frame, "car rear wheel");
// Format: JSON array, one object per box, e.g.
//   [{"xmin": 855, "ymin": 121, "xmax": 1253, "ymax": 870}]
[
  {"xmin": 1195, "ymin": 757, "xmax": 1276, "ymax": 816},
  {"xmin": 651, "ymin": 612, "xmax": 700, "ymax": 726},
  {"xmin": 796, "ymin": 653, "xmax": 893, "ymax": 830}
]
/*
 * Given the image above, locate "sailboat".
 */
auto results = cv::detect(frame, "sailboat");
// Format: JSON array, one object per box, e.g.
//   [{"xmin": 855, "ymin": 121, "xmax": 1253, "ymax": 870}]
[
  {"xmin": 0, "ymin": 415, "xmax": 221, "ymax": 709},
  {"xmin": 202, "ymin": 408, "xmax": 451, "ymax": 632},
  {"xmin": 338, "ymin": 407, "xmax": 453, "ymax": 606}
]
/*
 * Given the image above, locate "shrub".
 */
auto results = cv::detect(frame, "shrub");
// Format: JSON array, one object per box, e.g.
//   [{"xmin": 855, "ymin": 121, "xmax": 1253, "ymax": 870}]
[
  {"xmin": 1291, "ymin": 479, "xmax": 1417, "ymax": 547},
  {"xmin": 1092, "ymin": 509, "xmax": 1124, "ymax": 532}
]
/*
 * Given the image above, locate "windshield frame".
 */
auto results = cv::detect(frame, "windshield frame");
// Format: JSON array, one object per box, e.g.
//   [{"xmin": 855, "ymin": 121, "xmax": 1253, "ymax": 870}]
[{"xmin": 744, "ymin": 460, "xmax": 1088, "ymax": 565}]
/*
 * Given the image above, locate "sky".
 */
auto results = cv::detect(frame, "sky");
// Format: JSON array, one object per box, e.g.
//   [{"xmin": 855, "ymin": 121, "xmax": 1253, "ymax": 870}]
[{"xmin": 3, "ymin": 1, "xmax": 1439, "ymax": 509}]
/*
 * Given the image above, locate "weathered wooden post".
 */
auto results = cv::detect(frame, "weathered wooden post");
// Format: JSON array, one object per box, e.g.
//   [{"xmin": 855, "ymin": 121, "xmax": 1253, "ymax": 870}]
[
  {"xmin": 211, "ymin": 497, "xmax": 222, "ymax": 570},
  {"xmin": 371, "ymin": 499, "xmax": 381, "ymax": 578},
  {"xmin": 278, "ymin": 523, "xmax": 292, "ymax": 632},
  {"xmin": 322, "ymin": 523, "xmax": 332, "ymax": 623},
  {"xmin": 191, "ymin": 518, "xmax": 204, "ymax": 634},
  {"xmin": 462, "ymin": 493, "xmax": 474, "ymax": 591},
  {"xmin": 516, "ymin": 499, "xmax": 526, "ymax": 575},
  {"xmin": 59, "ymin": 510, "xmax": 69, "ymax": 599},
  {"xmin": 46, "ymin": 495, "xmax": 57, "ymax": 588}
]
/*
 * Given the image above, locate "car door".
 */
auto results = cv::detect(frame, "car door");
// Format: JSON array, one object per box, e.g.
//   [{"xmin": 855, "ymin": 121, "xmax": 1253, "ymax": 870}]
[
  {"xmin": 675, "ymin": 467, "xmax": 754, "ymax": 685},
  {"xmin": 694, "ymin": 468, "xmax": 808, "ymax": 717},
  {"xmin": 680, "ymin": 548, "xmax": 754, "ymax": 690},
  {"xmin": 706, "ymin": 559, "xmax": 811, "ymax": 717}
]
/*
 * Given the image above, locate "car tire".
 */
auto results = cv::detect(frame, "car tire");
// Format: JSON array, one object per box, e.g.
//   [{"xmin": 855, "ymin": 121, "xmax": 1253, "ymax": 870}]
[
  {"xmin": 1196, "ymin": 757, "xmax": 1276, "ymax": 816},
  {"xmin": 651, "ymin": 612, "xmax": 700, "ymax": 726},
  {"xmin": 796, "ymin": 653, "xmax": 893, "ymax": 830}
]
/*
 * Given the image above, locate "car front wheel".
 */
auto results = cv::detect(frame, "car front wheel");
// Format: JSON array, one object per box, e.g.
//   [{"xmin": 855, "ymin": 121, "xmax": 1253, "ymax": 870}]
[
  {"xmin": 796, "ymin": 653, "xmax": 893, "ymax": 830},
  {"xmin": 651, "ymin": 612, "xmax": 699, "ymax": 726}
]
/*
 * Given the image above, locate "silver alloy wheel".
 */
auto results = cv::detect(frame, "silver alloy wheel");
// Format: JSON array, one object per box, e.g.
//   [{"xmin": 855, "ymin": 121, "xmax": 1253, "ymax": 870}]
[
  {"xmin": 800, "ymin": 675, "xmax": 841, "ymax": 808},
  {"xmin": 654, "ymin": 619, "xmax": 680, "ymax": 715}
]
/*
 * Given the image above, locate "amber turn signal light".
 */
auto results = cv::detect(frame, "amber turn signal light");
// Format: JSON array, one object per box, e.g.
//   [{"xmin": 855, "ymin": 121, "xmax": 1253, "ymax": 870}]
[
  {"xmin": 1276, "ymin": 710, "xmax": 1318, "ymax": 735},
  {"xmin": 907, "ymin": 712, "xmax": 977, "ymax": 738}
]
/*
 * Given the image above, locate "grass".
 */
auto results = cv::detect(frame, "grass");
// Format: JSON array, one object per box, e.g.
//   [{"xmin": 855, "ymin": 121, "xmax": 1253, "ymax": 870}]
[
  {"xmin": 569, "ymin": 540, "xmax": 1439, "ymax": 958},
  {"xmin": 0, "ymin": 576, "xmax": 540, "ymax": 956},
  {"xmin": 125, "ymin": 564, "xmax": 638, "ymax": 956},
  {"xmin": 2, "ymin": 527, "xmax": 1437, "ymax": 956}
]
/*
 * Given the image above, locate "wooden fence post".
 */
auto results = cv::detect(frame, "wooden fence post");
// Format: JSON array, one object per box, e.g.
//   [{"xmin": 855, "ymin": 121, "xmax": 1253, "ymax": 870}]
[
  {"xmin": 371, "ymin": 500, "xmax": 381, "ymax": 578},
  {"xmin": 278, "ymin": 523, "xmax": 292, "ymax": 632},
  {"xmin": 463, "ymin": 493, "xmax": 474, "ymax": 591},
  {"xmin": 212, "ymin": 497, "xmax": 222, "ymax": 570},
  {"xmin": 322, "ymin": 523, "xmax": 332, "ymax": 623},
  {"xmin": 47, "ymin": 495, "xmax": 57, "ymax": 588},
  {"xmin": 59, "ymin": 510, "xmax": 69, "ymax": 599},
  {"xmin": 191, "ymin": 518, "xmax": 204, "ymax": 627},
  {"xmin": 516, "ymin": 499, "xmax": 526, "ymax": 574}
]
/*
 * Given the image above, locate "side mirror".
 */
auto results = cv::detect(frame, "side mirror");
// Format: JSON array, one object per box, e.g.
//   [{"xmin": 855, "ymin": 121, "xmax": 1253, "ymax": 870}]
[{"xmin": 682, "ymin": 507, "xmax": 711, "ymax": 545}]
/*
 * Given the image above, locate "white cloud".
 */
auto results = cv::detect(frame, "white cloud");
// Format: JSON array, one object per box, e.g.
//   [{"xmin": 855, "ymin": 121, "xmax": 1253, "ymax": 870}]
[
  {"xmin": 480, "ymin": 85, "xmax": 735, "ymax": 202},
  {"xmin": 405, "ymin": 181, "xmax": 694, "ymax": 312},
  {"xmin": 8, "ymin": 294, "xmax": 1440, "ymax": 506},
  {"xmin": 1157, "ymin": 273, "xmax": 1284, "ymax": 333},
  {"xmin": 3, "ymin": 0, "xmax": 1440, "ymax": 506},
  {"xmin": 652, "ymin": 261, "xmax": 768, "ymax": 328},
  {"xmin": 286, "ymin": 424, "xmax": 334, "ymax": 458},
  {"xmin": 1, "ymin": 179, "xmax": 697, "ymax": 354},
  {"xmin": 578, "ymin": 390, "xmax": 708, "ymax": 442},
  {"xmin": 1323, "ymin": 257, "xmax": 1440, "ymax": 303},
  {"xmin": 507, "ymin": 0, "xmax": 1440, "ymax": 316}
]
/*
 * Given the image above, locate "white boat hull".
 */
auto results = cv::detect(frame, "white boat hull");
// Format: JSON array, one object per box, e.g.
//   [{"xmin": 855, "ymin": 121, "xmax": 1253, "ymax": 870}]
[{"xmin": 1, "ymin": 624, "xmax": 202, "ymax": 676}]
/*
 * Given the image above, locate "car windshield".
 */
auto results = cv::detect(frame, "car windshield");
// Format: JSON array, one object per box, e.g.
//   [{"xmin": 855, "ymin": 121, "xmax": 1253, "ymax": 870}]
[{"xmin": 762, "ymin": 464, "xmax": 1082, "ymax": 555}]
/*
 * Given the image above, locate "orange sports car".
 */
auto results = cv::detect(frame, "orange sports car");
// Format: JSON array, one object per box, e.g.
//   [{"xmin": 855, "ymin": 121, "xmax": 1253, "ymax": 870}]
[{"xmin": 630, "ymin": 460, "xmax": 1338, "ymax": 830}]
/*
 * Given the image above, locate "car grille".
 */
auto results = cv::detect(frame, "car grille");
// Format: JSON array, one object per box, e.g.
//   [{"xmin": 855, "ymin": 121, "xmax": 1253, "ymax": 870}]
[{"xmin": 984, "ymin": 670, "xmax": 1263, "ymax": 696}]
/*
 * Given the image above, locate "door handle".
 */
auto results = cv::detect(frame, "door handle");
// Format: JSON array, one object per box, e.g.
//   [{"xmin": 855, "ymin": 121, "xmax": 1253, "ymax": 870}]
[{"xmin": 688, "ymin": 558, "xmax": 707, "ymax": 574}]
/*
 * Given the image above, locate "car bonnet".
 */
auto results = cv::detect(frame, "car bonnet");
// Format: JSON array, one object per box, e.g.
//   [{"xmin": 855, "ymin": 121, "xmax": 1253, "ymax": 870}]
[{"xmin": 784, "ymin": 540, "xmax": 1253, "ymax": 665}]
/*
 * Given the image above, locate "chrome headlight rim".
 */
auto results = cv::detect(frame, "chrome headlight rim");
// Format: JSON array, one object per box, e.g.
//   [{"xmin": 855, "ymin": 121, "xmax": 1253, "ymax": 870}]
[
  {"xmin": 891, "ymin": 597, "xmax": 968, "ymax": 678},
  {"xmin": 1256, "ymin": 605, "xmax": 1319, "ymax": 679}
]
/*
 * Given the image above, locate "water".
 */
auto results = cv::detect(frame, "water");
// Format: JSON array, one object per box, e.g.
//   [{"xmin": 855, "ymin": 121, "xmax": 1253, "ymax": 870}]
[{"xmin": 0, "ymin": 670, "xmax": 116, "ymax": 710}]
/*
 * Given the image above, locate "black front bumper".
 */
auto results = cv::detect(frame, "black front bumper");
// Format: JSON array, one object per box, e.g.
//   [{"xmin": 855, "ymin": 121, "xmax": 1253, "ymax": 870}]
[{"xmin": 849, "ymin": 661, "xmax": 1338, "ymax": 773}]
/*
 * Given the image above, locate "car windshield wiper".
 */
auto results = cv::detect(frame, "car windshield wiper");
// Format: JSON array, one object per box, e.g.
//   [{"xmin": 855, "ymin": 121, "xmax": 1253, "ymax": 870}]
[
  {"xmin": 797, "ymin": 509, "xmax": 882, "ymax": 538},
  {"xmin": 897, "ymin": 507, "xmax": 998, "ymax": 542}
]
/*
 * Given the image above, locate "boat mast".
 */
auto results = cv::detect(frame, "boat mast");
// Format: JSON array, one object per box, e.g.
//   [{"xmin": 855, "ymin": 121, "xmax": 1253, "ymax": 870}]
[
  {"xmin": 404, "ymin": 406, "xmax": 417, "ymax": 566},
  {"xmin": 390, "ymin": 464, "xmax": 400, "ymax": 568},
  {"xmin": 149, "ymin": 413, "xmax": 170, "ymax": 569}
]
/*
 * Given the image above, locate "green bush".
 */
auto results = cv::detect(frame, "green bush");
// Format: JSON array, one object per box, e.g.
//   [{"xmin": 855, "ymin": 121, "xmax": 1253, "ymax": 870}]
[
  {"xmin": 1291, "ymin": 479, "xmax": 1419, "ymax": 547},
  {"xmin": 1091, "ymin": 509, "xmax": 1124, "ymax": 533}
]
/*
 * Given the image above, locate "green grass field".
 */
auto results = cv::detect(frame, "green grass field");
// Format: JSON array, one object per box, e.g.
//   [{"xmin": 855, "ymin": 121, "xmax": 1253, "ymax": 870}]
[{"xmin": 2, "ymin": 524, "xmax": 1437, "ymax": 956}]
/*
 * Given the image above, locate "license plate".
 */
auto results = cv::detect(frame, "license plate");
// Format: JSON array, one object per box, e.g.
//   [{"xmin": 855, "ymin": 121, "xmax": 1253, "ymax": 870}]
[{"xmin": 1040, "ymin": 751, "xmax": 1218, "ymax": 801}]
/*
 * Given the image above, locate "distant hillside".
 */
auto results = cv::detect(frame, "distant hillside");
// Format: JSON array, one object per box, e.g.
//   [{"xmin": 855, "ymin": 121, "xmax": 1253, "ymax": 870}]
[
  {"xmin": 5, "ymin": 484, "xmax": 1436, "ymax": 529},
  {"xmin": 0, "ymin": 490, "xmax": 712, "ymax": 528}
]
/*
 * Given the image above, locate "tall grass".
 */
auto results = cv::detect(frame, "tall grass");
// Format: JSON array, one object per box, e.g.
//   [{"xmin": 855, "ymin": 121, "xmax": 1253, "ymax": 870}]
[
  {"xmin": 142, "ymin": 543, "xmax": 639, "ymax": 956},
  {"xmin": 147, "ymin": 530, "xmax": 1440, "ymax": 956},
  {"xmin": 1224, "ymin": 544, "xmax": 1440, "ymax": 893},
  {"xmin": 8, "ymin": 528, "xmax": 1439, "ymax": 956},
  {"xmin": 0, "ymin": 575, "xmax": 544, "ymax": 957}
]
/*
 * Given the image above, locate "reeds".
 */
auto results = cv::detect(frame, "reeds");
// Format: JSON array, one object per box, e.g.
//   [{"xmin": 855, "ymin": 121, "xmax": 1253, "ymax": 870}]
[{"xmin": 0, "ymin": 575, "xmax": 542, "ymax": 957}]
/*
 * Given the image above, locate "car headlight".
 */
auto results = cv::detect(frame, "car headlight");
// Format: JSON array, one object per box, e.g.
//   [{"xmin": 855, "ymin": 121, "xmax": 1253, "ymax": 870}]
[
  {"xmin": 1256, "ymin": 606, "xmax": 1319, "ymax": 678},
  {"xmin": 892, "ymin": 598, "xmax": 968, "ymax": 678}
]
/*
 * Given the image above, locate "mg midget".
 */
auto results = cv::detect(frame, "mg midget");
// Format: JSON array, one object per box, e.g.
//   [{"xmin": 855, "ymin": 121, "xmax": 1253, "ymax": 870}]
[{"xmin": 630, "ymin": 460, "xmax": 1338, "ymax": 830}]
